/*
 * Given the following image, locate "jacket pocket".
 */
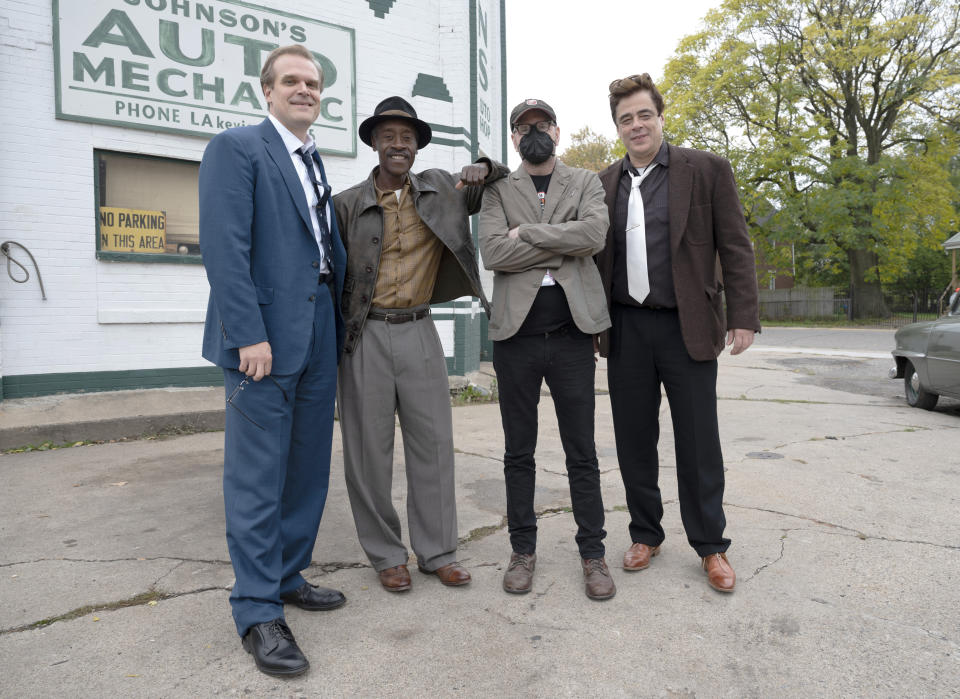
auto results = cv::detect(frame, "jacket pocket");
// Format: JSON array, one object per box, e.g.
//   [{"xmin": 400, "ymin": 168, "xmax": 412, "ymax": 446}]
[{"xmin": 255, "ymin": 286, "xmax": 274, "ymax": 305}]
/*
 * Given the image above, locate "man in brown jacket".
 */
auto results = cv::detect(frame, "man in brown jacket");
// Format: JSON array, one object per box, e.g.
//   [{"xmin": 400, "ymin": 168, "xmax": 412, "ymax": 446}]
[
  {"xmin": 334, "ymin": 96, "xmax": 507, "ymax": 593},
  {"xmin": 480, "ymin": 99, "xmax": 615, "ymax": 601},
  {"xmin": 596, "ymin": 74, "xmax": 760, "ymax": 593}
]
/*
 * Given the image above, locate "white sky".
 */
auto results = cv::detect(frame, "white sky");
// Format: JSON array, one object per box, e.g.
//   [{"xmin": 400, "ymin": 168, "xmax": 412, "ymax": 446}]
[{"xmin": 504, "ymin": 0, "xmax": 720, "ymax": 167}]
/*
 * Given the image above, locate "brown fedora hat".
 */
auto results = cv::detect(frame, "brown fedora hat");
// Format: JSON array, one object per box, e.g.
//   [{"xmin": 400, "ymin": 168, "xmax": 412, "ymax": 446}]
[{"xmin": 358, "ymin": 96, "xmax": 432, "ymax": 149}]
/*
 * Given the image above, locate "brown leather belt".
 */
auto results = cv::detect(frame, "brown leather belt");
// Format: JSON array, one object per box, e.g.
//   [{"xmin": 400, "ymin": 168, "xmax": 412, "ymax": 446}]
[{"xmin": 367, "ymin": 308, "xmax": 431, "ymax": 324}]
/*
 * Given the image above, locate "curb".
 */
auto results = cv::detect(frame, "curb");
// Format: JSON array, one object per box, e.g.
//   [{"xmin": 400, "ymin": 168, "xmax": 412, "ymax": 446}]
[{"xmin": 0, "ymin": 409, "xmax": 225, "ymax": 451}]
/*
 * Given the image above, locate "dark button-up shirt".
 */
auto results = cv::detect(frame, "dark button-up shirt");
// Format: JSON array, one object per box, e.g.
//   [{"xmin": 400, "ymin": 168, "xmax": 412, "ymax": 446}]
[{"xmin": 611, "ymin": 141, "xmax": 675, "ymax": 308}]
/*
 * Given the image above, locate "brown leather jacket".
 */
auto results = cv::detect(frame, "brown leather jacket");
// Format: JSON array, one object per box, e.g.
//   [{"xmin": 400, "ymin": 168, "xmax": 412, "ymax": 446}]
[{"xmin": 333, "ymin": 159, "xmax": 508, "ymax": 354}]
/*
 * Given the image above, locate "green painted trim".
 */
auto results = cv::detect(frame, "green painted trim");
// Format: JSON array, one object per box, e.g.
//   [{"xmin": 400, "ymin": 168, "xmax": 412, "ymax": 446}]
[
  {"xmin": 469, "ymin": 0, "xmax": 481, "ymax": 257},
  {"xmin": 2, "ymin": 367, "xmax": 223, "ymax": 400},
  {"xmin": 480, "ymin": 313, "xmax": 493, "ymax": 361},
  {"xmin": 469, "ymin": 0, "xmax": 479, "ymax": 165},
  {"xmin": 500, "ymin": 0, "xmax": 508, "ymax": 163},
  {"xmin": 96, "ymin": 251, "xmax": 204, "ymax": 264},
  {"xmin": 431, "ymin": 137, "xmax": 471, "ymax": 150},
  {"xmin": 366, "ymin": 0, "xmax": 397, "ymax": 18},
  {"xmin": 412, "ymin": 73, "xmax": 453, "ymax": 102},
  {"xmin": 427, "ymin": 123, "xmax": 473, "ymax": 139},
  {"xmin": 53, "ymin": 0, "xmax": 62, "ymax": 126}
]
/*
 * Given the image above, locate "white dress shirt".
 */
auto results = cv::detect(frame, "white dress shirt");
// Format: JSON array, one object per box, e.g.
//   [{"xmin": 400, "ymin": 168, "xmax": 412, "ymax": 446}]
[{"xmin": 267, "ymin": 113, "xmax": 332, "ymax": 272}]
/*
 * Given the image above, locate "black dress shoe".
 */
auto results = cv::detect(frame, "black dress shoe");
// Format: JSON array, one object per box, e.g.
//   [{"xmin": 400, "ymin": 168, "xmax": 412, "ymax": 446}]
[
  {"xmin": 280, "ymin": 582, "xmax": 346, "ymax": 611},
  {"xmin": 241, "ymin": 618, "xmax": 309, "ymax": 677}
]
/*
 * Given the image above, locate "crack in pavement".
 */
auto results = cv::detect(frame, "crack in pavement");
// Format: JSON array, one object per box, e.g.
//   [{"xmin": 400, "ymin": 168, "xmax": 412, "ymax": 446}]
[
  {"xmin": 743, "ymin": 532, "xmax": 788, "ymax": 584},
  {"xmin": 309, "ymin": 561, "xmax": 370, "ymax": 574},
  {"xmin": 725, "ymin": 503, "xmax": 959, "ymax": 550},
  {"xmin": 453, "ymin": 448, "xmax": 502, "ymax": 463},
  {"xmin": 152, "ymin": 560, "xmax": 185, "ymax": 587},
  {"xmin": 0, "ymin": 555, "xmax": 232, "ymax": 569},
  {"xmin": 0, "ymin": 586, "xmax": 229, "ymax": 636},
  {"xmin": 771, "ymin": 425, "xmax": 935, "ymax": 450}
]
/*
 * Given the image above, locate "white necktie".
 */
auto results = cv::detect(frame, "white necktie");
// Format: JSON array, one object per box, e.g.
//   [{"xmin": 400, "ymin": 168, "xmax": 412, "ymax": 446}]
[{"xmin": 626, "ymin": 164, "xmax": 658, "ymax": 304}]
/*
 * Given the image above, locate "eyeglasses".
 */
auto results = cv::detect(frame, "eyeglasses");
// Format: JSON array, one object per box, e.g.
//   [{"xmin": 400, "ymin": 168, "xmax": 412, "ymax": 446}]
[
  {"xmin": 608, "ymin": 74, "xmax": 644, "ymax": 94},
  {"xmin": 512, "ymin": 120, "xmax": 555, "ymax": 135},
  {"xmin": 227, "ymin": 374, "xmax": 288, "ymax": 430}
]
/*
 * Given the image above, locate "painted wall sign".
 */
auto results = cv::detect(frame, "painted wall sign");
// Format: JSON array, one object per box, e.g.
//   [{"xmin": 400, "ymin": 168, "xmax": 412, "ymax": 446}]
[
  {"xmin": 99, "ymin": 206, "xmax": 167, "ymax": 252},
  {"xmin": 53, "ymin": 0, "xmax": 357, "ymax": 155}
]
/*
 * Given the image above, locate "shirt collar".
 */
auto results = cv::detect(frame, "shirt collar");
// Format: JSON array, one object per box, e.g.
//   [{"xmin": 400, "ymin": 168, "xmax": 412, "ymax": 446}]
[
  {"xmin": 268, "ymin": 113, "xmax": 316, "ymax": 155},
  {"xmin": 372, "ymin": 168, "xmax": 410, "ymax": 196},
  {"xmin": 621, "ymin": 140, "xmax": 669, "ymax": 176}
]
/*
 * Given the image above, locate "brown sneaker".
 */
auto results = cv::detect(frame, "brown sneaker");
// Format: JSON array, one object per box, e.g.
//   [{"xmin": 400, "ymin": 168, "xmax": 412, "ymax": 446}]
[
  {"xmin": 622, "ymin": 543, "xmax": 660, "ymax": 571},
  {"xmin": 582, "ymin": 557, "xmax": 616, "ymax": 601},
  {"xmin": 502, "ymin": 552, "xmax": 536, "ymax": 594},
  {"xmin": 702, "ymin": 552, "xmax": 736, "ymax": 592},
  {"xmin": 378, "ymin": 564, "xmax": 411, "ymax": 592}
]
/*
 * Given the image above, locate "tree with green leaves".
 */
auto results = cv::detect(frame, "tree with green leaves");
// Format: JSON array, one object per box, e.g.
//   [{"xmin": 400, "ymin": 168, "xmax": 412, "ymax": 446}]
[
  {"xmin": 661, "ymin": 0, "xmax": 960, "ymax": 317},
  {"xmin": 559, "ymin": 127, "xmax": 624, "ymax": 172}
]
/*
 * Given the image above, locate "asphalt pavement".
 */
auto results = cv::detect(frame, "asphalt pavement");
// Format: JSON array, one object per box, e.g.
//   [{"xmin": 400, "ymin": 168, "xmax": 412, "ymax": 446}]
[{"xmin": 0, "ymin": 328, "xmax": 958, "ymax": 697}]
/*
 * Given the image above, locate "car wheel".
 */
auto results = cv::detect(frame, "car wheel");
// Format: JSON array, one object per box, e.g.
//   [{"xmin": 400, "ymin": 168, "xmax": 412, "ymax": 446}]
[{"xmin": 904, "ymin": 360, "xmax": 939, "ymax": 410}]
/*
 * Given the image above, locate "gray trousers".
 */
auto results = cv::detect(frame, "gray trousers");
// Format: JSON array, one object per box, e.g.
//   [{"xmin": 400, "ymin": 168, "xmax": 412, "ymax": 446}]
[{"xmin": 338, "ymin": 309, "xmax": 458, "ymax": 572}]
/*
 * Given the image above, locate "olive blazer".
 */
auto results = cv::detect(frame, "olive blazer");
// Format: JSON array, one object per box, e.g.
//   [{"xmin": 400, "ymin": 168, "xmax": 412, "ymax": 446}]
[{"xmin": 479, "ymin": 159, "xmax": 611, "ymax": 341}]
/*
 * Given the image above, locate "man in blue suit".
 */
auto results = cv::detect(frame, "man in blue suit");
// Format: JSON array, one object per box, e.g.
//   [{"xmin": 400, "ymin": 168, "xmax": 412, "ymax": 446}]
[{"xmin": 199, "ymin": 44, "xmax": 346, "ymax": 678}]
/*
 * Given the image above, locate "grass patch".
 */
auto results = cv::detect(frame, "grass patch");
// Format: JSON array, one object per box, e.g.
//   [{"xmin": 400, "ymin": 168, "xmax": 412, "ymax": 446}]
[{"xmin": 452, "ymin": 380, "xmax": 499, "ymax": 406}]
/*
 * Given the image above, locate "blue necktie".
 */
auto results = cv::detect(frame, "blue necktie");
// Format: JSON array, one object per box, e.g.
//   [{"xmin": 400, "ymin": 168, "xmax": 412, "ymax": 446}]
[{"xmin": 296, "ymin": 145, "xmax": 334, "ymax": 271}]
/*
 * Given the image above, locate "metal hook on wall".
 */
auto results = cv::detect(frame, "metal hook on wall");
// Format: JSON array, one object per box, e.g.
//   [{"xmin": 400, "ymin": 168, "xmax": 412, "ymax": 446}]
[{"xmin": 1, "ymin": 241, "xmax": 47, "ymax": 300}]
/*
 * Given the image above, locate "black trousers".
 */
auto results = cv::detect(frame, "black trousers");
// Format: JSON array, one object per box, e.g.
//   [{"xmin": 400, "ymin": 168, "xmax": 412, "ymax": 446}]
[
  {"xmin": 607, "ymin": 304, "xmax": 729, "ymax": 557},
  {"xmin": 493, "ymin": 325, "xmax": 606, "ymax": 558}
]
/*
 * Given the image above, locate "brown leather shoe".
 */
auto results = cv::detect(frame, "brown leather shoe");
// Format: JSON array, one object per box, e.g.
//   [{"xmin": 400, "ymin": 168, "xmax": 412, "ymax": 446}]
[
  {"xmin": 582, "ymin": 557, "xmax": 616, "ymax": 600},
  {"xmin": 623, "ymin": 542, "xmax": 660, "ymax": 571},
  {"xmin": 378, "ymin": 564, "xmax": 411, "ymax": 592},
  {"xmin": 702, "ymin": 552, "xmax": 736, "ymax": 592},
  {"xmin": 418, "ymin": 562, "xmax": 471, "ymax": 586},
  {"xmin": 502, "ymin": 552, "xmax": 536, "ymax": 594}
]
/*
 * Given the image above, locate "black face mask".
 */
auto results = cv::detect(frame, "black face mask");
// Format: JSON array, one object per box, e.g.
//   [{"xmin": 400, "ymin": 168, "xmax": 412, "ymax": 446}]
[{"xmin": 518, "ymin": 129, "xmax": 555, "ymax": 164}]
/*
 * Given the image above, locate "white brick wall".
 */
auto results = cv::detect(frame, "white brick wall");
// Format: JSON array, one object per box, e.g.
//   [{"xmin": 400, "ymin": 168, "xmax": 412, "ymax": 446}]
[{"xmin": 0, "ymin": 0, "xmax": 502, "ymax": 383}]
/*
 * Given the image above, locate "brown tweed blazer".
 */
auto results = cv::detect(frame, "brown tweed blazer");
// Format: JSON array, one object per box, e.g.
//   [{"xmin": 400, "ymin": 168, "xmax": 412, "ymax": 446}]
[{"xmin": 596, "ymin": 144, "xmax": 760, "ymax": 360}]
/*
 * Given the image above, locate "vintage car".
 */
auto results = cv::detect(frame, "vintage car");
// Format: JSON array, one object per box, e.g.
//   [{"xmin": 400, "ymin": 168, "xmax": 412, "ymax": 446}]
[{"xmin": 890, "ymin": 291, "xmax": 960, "ymax": 409}]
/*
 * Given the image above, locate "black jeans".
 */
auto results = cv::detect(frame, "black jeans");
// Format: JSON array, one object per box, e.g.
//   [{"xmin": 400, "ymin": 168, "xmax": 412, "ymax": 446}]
[
  {"xmin": 607, "ymin": 305, "xmax": 729, "ymax": 557},
  {"xmin": 493, "ymin": 325, "xmax": 606, "ymax": 558}
]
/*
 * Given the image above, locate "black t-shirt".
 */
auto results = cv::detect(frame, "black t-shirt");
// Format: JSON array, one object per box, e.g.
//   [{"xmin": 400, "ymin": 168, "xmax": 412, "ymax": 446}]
[{"xmin": 530, "ymin": 173, "xmax": 552, "ymax": 212}]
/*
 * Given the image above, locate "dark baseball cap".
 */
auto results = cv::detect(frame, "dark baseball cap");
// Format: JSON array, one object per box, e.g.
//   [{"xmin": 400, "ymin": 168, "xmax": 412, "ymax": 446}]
[{"xmin": 510, "ymin": 98, "xmax": 557, "ymax": 126}]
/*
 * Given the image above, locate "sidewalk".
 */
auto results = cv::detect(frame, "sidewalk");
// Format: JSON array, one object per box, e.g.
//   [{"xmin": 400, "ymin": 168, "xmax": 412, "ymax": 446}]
[{"xmin": 1, "ymin": 350, "xmax": 957, "ymax": 696}]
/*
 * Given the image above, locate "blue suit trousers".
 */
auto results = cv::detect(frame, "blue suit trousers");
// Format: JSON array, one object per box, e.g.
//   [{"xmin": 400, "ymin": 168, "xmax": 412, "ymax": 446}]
[{"xmin": 222, "ymin": 285, "xmax": 337, "ymax": 637}]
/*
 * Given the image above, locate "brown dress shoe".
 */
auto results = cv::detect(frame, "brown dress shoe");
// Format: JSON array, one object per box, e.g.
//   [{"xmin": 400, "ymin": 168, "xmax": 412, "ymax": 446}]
[
  {"xmin": 582, "ymin": 557, "xmax": 616, "ymax": 600},
  {"xmin": 623, "ymin": 543, "xmax": 660, "ymax": 571},
  {"xmin": 378, "ymin": 564, "xmax": 411, "ymax": 592},
  {"xmin": 702, "ymin": 552, "xmax": 736, "ymax": 592},
  {"xmin": 502, "ymin": 552, "xmax": 536, "ymax": 594},
  {"xmin": 418, "ymin": 562, "xmax": 471, "ymax": 586}
]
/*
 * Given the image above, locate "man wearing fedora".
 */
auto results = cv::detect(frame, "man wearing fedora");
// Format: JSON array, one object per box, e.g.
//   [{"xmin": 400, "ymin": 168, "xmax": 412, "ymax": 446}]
[
  {"xmin": 479, "ymin": 99, "xmax": 614, "ymax": 600},
  {"xmin": 333, "ymin": 96, "xmax": 508, "ymax": 592}
]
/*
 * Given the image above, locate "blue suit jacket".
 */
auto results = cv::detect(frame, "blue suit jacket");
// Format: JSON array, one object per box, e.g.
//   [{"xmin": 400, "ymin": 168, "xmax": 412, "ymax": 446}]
[{"xmin": 199, "ymin": 118, "xmax": 346, "ymax": 374}]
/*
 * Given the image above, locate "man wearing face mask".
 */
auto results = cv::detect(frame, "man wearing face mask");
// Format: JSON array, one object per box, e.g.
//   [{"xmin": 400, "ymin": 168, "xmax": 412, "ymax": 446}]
[{"xmin": 479, "ymin": 99, "xmax": 614, "ymax": 600}]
